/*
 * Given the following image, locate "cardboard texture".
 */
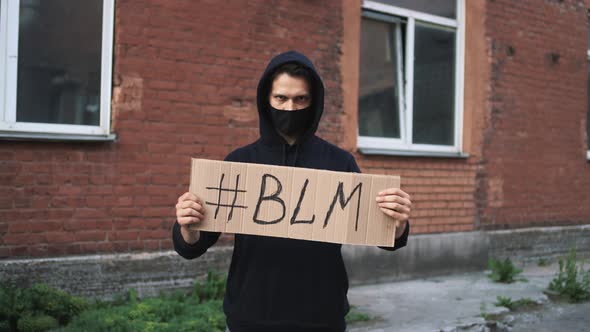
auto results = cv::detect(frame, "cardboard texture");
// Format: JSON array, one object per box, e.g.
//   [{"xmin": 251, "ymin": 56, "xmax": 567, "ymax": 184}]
[{"xmin": 188, "ymin": 159, "xmax": 401, "ymax": 247}]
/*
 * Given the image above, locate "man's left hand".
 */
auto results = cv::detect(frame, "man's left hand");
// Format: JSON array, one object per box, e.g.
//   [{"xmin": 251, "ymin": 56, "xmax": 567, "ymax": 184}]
[{"xmin": 376, "ymin": 188, "xmax": 412, "ymax": 238}]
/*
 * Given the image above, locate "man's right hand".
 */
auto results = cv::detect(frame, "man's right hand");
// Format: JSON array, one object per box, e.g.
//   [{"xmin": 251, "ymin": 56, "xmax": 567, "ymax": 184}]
[{"xmin": 175, "ymin": 192, "xmax": 205, "ymax": 244}]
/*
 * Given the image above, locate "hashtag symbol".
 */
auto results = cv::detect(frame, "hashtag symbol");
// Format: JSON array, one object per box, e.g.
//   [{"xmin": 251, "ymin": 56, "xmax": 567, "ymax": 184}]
[{"xmin": 205, "ymin": 173, "xmax": 247, "ymax": 221}]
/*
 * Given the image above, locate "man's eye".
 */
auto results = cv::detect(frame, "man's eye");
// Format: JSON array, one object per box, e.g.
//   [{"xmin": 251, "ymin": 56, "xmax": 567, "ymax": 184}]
[
  {"xmin": 276, "ymin": 96, "xmax": 286, "ymax": 101},
  {"xmin": 296, "ymin": 96, "xmax": 309, "ymax": 102}
]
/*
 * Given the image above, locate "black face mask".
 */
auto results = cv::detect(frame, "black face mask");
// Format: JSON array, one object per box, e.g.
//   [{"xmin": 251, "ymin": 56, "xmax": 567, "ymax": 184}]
[{"xmin": 269, "ymin": 106, "xmax": 313, "ymax": 137}]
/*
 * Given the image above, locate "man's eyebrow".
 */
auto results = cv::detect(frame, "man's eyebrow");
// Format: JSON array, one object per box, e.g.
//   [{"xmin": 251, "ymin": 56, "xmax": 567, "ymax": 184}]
[{"xmin": 271, "ymin": 93, "xmax": 310, "ymax": 98}]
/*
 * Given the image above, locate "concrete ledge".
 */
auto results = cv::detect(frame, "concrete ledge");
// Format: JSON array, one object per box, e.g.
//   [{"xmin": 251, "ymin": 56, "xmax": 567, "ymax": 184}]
[
  {"xmin": 1, "ymin": 225, "xmax": 589, "ymax": 298},
  {"xmin": 488, "ymin": 225, "xmax": 590, "ymax": 263},
  {"xmin": 342, "ymin": 231, "xmax": 489, "ymax": 285},
  {"xmin": 343, "ymin": 225, "xmax": 590, "ymax": 286},
  {"xmin": 0, "ymin": 248, "xmax": 233, "ymax": 299}
]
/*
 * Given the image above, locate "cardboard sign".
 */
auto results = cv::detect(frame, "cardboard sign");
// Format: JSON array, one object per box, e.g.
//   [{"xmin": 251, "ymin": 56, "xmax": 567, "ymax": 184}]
[{"xmin": 188, "ymin": 159, "xmax": 401, "ymax": 246}]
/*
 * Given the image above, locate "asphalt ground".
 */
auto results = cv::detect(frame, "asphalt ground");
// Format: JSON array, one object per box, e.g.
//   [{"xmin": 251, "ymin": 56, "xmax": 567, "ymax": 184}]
[{"xmin": 347, "ymin": 260, "xmax": 590, "ymax": 332}]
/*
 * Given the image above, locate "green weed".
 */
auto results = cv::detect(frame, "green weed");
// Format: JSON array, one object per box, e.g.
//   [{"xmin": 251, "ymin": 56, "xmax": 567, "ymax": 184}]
[
  {"xmin": 487, "ymin": 257, "xmax": 526, "ymax": 283},
  {"xmin": 537, "ymin": 258, "xmax": 549, "ymax": 267},
  {"xmin": 547, "ymin": 248, "xmax": 590, "ymax": 303},
  {"xmin": 345, "ymin": 305, "xmax": 371, "ymax": 324},
  {"xmin": 0, "ymin": 281, "xmax": 89, "ymax": 332},
  {"xmin": 493, "ymin": 296, "xmax": 536, "ymax": 311},
  {"xmin": 57, "ymin": 272, "xmax": 228, "ymax": 332},
  {"xmin": 193, "ymin": 271, "xmax": 226, "ymax": 303},
  {"xmin": 0, "ymin": 271, "xmax": 228, "ymax": 332}
]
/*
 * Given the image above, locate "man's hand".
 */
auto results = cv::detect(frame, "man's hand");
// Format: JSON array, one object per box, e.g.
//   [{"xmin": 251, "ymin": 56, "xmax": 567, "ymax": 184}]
[
  {"xmin": 376, "ymin": 188, "xmax": 412, "ymax": 239},
  {"xmin": 176, "ymin": 192, "xmax": 205, "ymax": 244}
]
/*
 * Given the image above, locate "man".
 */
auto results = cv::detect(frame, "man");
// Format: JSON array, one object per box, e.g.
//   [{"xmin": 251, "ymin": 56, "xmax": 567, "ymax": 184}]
[{"xmin": 173, "ymin": 51, "xmax": 412, "ymax": 332}]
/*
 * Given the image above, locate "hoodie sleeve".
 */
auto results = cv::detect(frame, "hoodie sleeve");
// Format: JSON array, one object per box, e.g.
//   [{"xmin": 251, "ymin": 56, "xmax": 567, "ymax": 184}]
[
  {"xmin": 172, "ymin": 221, "xmax": 221, "ymax": 259},
  {"xmin": 378, "ymin": 221, "xmax": 409, "ymax": 251},
  {"xmin": 346, "ymin": 153, "xmax": 410, "ymax": 252}
]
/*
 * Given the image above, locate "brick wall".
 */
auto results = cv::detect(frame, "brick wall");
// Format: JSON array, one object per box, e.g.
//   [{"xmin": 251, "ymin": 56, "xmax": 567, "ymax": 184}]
[
  {"xmin": 1, "ymin": 0, "xmax": 590, "ymax": 258},
  {"xmin": 0, "ymin": 0, "xmax": 345, "ymax": 257},
  {"xmin": 478, "ymin": 0, "xmax": 590, "ymax": 228}
]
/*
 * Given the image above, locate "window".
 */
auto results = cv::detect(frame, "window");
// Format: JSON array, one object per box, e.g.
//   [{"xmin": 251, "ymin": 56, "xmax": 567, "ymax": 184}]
[
  {"xmin": 0, "ymin": 0, "xmax": 114, "ymax": 140},
  {"xmin": 358, "ymin": 0, "xmax": 465, "ymax": 156}
]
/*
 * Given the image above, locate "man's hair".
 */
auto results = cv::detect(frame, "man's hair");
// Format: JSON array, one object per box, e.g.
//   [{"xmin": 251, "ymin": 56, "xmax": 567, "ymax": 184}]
[{"xmin": 270, "ymin": 62, "xmax": 313, "ymax": 88}]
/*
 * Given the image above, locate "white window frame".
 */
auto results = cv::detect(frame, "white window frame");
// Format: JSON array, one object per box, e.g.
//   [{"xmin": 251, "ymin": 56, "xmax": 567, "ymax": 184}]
[
  {"xmin": 0, "ymin": 0, "xmax": 115, "ymax": 140},
  {"xmin": 358, "ymin": 0, "xmax": 466, "ymax": 157}
]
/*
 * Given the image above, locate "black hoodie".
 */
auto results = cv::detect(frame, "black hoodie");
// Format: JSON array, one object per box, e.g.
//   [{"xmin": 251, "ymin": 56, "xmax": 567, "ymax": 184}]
[{"xmin": 172, "ymin": 51, "xmax": 409, "ymax": 332}]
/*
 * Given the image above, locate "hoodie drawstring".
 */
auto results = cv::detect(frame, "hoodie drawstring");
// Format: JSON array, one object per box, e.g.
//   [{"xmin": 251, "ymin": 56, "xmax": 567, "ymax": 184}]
[
  {"xmin": 282, "ymin": 144, "xmax": 286, "ymax": 166},
  {"xmin": 293, "ymin": 146, "xmax": 299, "ymax": 167}
]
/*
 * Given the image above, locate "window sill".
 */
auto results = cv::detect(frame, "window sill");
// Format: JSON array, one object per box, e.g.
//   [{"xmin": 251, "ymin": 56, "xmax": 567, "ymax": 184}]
[
  {"xmin": 0, "ymin": 132, "xmax": 117, "ymax": 142},
  {"xmin": 358, "ymin": 147, "xmax": 469, "ymax": 159}
]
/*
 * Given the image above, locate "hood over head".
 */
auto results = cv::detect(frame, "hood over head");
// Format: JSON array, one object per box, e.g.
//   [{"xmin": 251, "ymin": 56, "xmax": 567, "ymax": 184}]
[{"xmin": 256, "ymin": 51, "xmax": 324, "ymax": 146}]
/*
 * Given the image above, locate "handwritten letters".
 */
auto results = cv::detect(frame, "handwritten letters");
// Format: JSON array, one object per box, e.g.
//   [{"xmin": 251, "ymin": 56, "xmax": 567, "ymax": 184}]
[{"xmin": 189, "ymin": 159, "xmax": 401, "ymax": 246}]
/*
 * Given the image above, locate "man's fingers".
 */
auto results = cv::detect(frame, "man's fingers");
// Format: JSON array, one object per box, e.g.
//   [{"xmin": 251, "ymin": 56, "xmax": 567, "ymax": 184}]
[
  {"xmin": 177, "ymin": 192, "xmax": 201, "ymax": 204},
  {"xmin": 176, "ymin": 209, "xmax": 204, "ymax": 221},
  {"xmin": 378, "ymin": 202, "xmax": 411, "ymax": 214},
  {"xmin": 177, "ymin": 208, "xmax": 204, "ymax": 220},
  {"xmin": 177, "ymin": 192, "xmax": 189, "ymax": 203},
  {"xmin": 375, "ymin": 195, "xmax": 411, "ymax": 206},
  {"xmin": 177, "ymin": 216, "xmax": 202, "ymax": 226},
  {"xmin": 378, "ymin": 188, "xmax": 410, "ymax": 200},
  {"xmin": 176, "ymin": 200, "xmax": 204, "ymax": 212},
  {"xmin": 379, "ymin": 207, "xmax": 409, "ymax": 221},
  {"xmin": 175, "ymin": 192, "xmax": 206, "ymax": 226}
]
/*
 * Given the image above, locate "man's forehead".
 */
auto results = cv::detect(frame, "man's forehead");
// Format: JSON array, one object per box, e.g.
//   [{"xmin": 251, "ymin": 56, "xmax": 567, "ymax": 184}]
[{"xmin": 271, "ymin": 74, "xmax": 310, "ymax": 91}]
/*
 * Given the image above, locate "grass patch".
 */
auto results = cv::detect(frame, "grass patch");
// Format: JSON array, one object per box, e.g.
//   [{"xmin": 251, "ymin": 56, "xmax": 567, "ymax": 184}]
[
  {"xmin": 57, "ymin": 271, "xmax": 227, "ymax": 332},
  {"xmin": 493, "ymin": 296, "xmax": 538, "ymax": 311},
  {"xmin": 537, "ymin": 258, "xmax": 550, "ymax": 267},
  {"xmin": 345, "ymin": 305, "xmax": 371, "ymax": 324},
  {"xmin": 547, "ymin": 248, "xmax": 590, "ymax": 303},
  {"xmin": 487, "ymin": 257, "xmax": 526, "ymax": 283},
  {"xmin": 55, "ymin": 294, "xmax": 225, "ymax": 332},
  {"xmin": 0, "ymin": 282, "xmax": 89, "ymax": 332},
  {"xmin": 3, "ymin": 272, "xmax": 374, "ymax": 331},
  {"xmin": 1, "ymin": 271, "xmax": 228, "ymax": 332}
]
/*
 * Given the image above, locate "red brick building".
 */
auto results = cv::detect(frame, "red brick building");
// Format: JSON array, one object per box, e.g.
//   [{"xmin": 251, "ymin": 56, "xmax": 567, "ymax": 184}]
[{"xmin": 0, "ymin": 0, "xmax": 589, "ymax": 266}]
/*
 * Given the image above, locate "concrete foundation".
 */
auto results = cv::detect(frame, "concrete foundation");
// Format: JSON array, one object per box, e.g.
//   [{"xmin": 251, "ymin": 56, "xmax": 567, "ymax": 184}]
[
  {"xmin": 1, "ymin": 225, "xmax": 589, "ymax": 298},
  {"xmin": 343, "ymin": 231, "xmax": 489, "ymax": 285},
  {"xmin": 0, "ymin": 247, "xmax": 233, "ymax": 299}
]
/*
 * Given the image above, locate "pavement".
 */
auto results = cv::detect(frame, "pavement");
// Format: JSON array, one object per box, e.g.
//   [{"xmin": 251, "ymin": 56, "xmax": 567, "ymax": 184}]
[{"xmin": 347, "ymin": 260, "xmax": 590, "ymax": 332}]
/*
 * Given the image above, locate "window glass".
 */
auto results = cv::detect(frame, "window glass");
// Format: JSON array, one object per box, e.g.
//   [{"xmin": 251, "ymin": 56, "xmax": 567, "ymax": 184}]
[
  {"xmin": 374, "ymin": 0, "xmax": 456, "ymax": 19},
  {"xmin": 358, "ymin": 17, "xmax": 402, "ymax": 138},
  {"xmin": 16, "ymin": 0, "xmax": 103, "ymax": 125},
  {"xmin": 412, "ymin": 23, "xmax": 456, "ymax": 146}
]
